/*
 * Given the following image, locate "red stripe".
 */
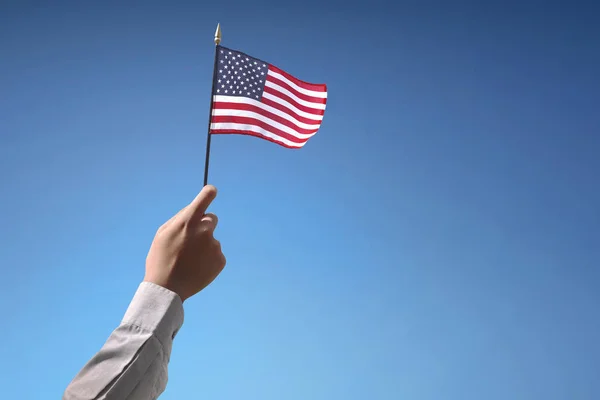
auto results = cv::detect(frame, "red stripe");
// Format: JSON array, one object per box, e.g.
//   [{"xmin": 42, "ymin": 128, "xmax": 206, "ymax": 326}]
[
  {"xmin": 210, "ymin": 129, "xmax": 304, "ymax": 149},
  {"xmin": 260, "ymin": 96, "xmax": 323, "ymax": 124},
  {"xmin": 211, "ymin": 115, "xmax": 309, "ymax": 144},
  {"xmin": 269, "ymin": 65, "xmax": 327, "ymax": 92},
  {"xmin": 263, "ymin": 86, "xmax": 326, "ymax": 116},
  {"xmin": 266, "ymin": 74, "xmax": 327, "ymax": 105},
  {"xmin": 212, "ymin": 101, "xmax": 319, "ymax": 135}
]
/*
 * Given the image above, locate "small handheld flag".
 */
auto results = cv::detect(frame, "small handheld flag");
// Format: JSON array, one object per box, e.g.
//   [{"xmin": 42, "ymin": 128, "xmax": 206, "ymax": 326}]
[{"xmin": 203, "ymin": 23, "xmax": 328, "ymax": 185}]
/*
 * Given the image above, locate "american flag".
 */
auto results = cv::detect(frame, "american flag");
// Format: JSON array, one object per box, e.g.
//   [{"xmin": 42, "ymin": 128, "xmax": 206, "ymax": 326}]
[{"xmin": 209, "ymin": 46, "xmax": 328, "ymax": 149}]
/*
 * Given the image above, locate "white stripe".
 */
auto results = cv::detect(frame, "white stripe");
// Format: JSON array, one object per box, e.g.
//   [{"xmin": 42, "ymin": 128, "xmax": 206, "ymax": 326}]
[
  {"xmin": 212, "ymin": 95, "xmax": 322, "ymax": 127},
  {"xmin": 261, "ymin": 92, "xmax": 324, "ymax": 121},
  {"xmin": 212, "ymin": 109, "xmax": 318, "ymax": 140},
  {"xmin": 211, "ymin": 123, "xmax": 307, "ymax": 148},
  {"xmin": 265, "ymin": 80, "xmax": 327, "ymax": 110},
  {"xmin": 267, "ymin": 70, "xmax": 327, "ymax": 99}
]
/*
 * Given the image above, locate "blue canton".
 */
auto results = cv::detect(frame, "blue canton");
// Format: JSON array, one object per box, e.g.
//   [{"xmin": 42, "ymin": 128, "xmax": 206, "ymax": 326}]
[{"xmin": 213, "ymin": 46, "xmax": 268, "ymax": 100}]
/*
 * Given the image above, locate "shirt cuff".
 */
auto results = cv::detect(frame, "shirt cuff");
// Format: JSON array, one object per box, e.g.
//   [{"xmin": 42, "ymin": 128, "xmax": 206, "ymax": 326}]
[{"xmin": 121, "ymin": 282, "xmax": 184, "ymax": 353}]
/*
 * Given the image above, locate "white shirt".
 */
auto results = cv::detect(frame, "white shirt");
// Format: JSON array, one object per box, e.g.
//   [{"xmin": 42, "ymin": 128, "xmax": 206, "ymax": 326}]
[{"xmin": 63, "ymin": 282, "xmax": 184, "ymax": 400}]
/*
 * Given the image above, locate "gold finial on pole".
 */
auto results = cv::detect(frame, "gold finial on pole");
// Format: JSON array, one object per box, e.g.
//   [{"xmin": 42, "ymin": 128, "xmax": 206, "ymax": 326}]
[{"xmin": 214, "ymin": 23, "xmax": 222, "ymax": 45}]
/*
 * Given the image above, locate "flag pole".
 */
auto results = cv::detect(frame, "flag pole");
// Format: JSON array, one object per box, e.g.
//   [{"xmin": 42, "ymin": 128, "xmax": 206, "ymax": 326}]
[{"xmin": 203, "ymin": 23, "xmax": 222, "ymax": 186}]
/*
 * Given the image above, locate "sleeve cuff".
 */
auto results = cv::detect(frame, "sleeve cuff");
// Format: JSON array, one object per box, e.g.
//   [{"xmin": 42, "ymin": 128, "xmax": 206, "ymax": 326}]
[{"xmin": 121, "ymin": 282, "xmax": 184, "ymax": 353}]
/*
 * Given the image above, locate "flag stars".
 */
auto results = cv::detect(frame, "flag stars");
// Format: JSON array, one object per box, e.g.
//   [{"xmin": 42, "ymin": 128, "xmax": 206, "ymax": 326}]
[{"xmin": 215, "ymin": 48, "xmax": 267, "ymax": 99}]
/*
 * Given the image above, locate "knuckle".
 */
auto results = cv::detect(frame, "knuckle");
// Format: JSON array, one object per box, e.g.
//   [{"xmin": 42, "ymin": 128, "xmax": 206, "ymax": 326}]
[
  {"xmin": 214, "ymin": 241, "xmax": 226, "ymax": 268},
  {"xmin": 177, "ymin": 219, "xmax": 188, "ymax": 230},
  {"xmin": 157, "ymin": 222, "xmax": 169, "ymax": 234},
  {"xmin": 199, "ymin": 224, "xmax": 213, "ymax": 236},
  {"xmin": 165, "ymin": 218, "xmax": 186, "ymax": 235}
]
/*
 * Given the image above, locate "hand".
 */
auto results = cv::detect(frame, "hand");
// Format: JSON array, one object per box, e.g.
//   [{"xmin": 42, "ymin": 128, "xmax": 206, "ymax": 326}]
[{"xmin": 144, "ymin": 185, "xmax": 226, "ymax": 302}]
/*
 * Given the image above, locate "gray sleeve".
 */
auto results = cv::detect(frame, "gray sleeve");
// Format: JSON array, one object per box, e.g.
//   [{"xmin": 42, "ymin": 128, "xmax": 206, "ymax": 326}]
[{"xmin": 63, "ymin": 282, "xmax": 184, "ymax": 400}]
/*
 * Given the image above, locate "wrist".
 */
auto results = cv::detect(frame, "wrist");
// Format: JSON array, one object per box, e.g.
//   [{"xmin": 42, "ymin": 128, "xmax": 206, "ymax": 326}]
[{"xmin": 143, "ymin": 276, "xmax": 185, "ymax": 303}]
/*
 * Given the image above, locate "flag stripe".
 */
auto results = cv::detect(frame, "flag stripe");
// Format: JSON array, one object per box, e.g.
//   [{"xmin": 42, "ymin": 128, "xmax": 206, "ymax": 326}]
[
  {"xmin": 267, "ymin": 70, "xmax": 327, "ymax": 99},
  {"xmin": 212, "ymin": 96, "xmax": 321, "ymax": 128},
  {"xmin": 212, "ymin": 106, "xmax": 319, "ymax": 136},
  {"xmin": 261, "ymin": 94, "xmax": 324, "ymax": 121},
  {"xmin": 211, "ymin": 115, "xmax": 314, "ymax": 143},
  {"xmin": 269, "ymin": 65, "xmax": 326, "ymax": 92},
  {"xmin": 264, "ymin": 81, "xmax": 327, "ymax": 110},
  {"xmin": 266, "ymin": 74, "xmax": 327, "ymax": 104},
  {"xmin": 210, "ymin": 124, "xmax": 306, "ymax": 148},
  {"xmin": 263, "ymin": 86, "xmax": 326, "ymax": 116}
]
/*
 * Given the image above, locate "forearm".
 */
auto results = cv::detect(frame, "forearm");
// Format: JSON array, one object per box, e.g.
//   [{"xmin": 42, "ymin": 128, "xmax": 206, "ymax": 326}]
[{"xmin": 64, "ymin": 282, "xmax": 184, "ymax": 400}]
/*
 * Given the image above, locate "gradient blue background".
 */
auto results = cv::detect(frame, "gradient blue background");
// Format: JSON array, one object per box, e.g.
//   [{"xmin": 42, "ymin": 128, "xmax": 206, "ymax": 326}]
[{"xmin": 1, "ymin": 1, "xmax": 599, "ymax": 399}]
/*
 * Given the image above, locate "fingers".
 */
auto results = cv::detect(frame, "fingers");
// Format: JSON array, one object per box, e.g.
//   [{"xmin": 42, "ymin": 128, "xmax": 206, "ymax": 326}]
[
  {"xmin": 188, "ymin": 185, "xmax": 217, "ymax": 217},
  {"xmin": 201, "ymin": 213, "xmax": 218, "ymax": 232},
  {"xmin": 216, "ymin": 242, "xmax": 226, "ymax": 269},
  {"xmin": 158, "ymin": 186, "xmax": 218, "ymax": 235}
]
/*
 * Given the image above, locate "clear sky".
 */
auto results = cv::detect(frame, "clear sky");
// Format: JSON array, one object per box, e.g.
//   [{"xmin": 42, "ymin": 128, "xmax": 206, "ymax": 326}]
[{"xmin": 1, "ymin": 1, "xmax": 599, "ymax": 399}]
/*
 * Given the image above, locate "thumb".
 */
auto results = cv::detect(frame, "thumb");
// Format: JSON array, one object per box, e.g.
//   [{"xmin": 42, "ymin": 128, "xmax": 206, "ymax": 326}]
[{"xmin": 187, "ymin": 185, "xmax": 217, "ymax": 217}]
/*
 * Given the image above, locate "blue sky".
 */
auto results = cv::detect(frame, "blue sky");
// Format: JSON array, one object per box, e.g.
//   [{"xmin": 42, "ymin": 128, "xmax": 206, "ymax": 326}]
[{"xmin": 1, "ymin": 1, "xmax": 599, "ymax": 399}]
